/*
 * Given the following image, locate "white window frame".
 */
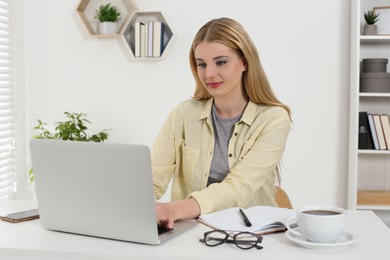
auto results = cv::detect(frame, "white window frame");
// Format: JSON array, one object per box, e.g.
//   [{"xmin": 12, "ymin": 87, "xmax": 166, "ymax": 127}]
[
  {"xmin": 0, "ymin": 0, "xmax": 28, "ymax": 201},
  {"xmin": 0, "ymin": 0, "xmax": 15, "ymax": 200}
]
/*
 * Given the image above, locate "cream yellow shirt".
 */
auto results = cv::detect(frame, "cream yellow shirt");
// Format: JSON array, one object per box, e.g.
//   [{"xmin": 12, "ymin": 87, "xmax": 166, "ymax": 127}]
[{"xmin": 152, "ymin": 98, "xmax": 290, "ymax": 214}]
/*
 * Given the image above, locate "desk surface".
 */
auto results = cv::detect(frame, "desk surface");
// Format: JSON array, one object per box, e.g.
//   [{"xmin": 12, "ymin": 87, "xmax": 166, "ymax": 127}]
[{"xmin": 1, "ymin": 200, "xmax": 390, "ymax": 260}]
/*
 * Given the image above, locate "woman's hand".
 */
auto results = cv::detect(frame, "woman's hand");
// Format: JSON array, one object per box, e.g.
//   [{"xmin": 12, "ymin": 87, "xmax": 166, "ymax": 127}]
[{"xmin": 155, "ymin": 198, "xmax": 201, "ymax": 229}]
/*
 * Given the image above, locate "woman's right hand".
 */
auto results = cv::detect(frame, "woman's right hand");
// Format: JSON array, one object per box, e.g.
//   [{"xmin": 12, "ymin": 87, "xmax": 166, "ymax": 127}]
[{"xmin": 155, "ymin": 198, "xmax": 201, "ymax": 229}]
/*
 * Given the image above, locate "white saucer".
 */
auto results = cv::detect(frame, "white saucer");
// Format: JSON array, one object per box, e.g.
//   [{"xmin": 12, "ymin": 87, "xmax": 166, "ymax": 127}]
[{"xmin": 285, "ymin": 228, "xmax": 358, "ymax": 250}]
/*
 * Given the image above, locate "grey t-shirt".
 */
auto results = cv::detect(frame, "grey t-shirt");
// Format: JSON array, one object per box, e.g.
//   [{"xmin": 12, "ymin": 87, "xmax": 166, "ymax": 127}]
[{"xmin": 207, "ymin": 105, "xmax": 242, "ymax": 186}]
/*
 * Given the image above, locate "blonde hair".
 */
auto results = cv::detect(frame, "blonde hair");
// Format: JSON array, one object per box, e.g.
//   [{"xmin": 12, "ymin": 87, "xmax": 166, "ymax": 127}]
[{"xmin": 189, "ymin": 17, "xmax": 291, "ymax": 118}]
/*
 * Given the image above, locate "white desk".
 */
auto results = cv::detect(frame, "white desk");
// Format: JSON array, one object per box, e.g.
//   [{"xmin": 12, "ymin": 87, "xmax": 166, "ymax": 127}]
[{"xmin": 1, "ymin": 200, "xmax": 390, "ymax": 260}]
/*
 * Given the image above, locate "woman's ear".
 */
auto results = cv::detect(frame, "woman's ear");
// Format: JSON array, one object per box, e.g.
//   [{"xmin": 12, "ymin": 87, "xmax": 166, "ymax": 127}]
[{"xmin": 242, "ymin": 59, "xmax": 247, "ymax": 71}]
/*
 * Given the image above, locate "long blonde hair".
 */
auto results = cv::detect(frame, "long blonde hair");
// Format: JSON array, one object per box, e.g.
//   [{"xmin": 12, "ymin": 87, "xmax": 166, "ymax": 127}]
[{"xmin": 189, "ymin": 17, "xmax": 291, "ymax": 118}]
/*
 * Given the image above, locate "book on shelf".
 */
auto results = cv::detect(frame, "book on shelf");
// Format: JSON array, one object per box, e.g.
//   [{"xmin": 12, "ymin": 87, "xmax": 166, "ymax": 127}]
[
  {"xmin": 359, "ymin": 112, "xmax": 374, "ymax": 149},
  {"xmin": 367, "ymin": 113, "xmax": 380, "ymax": 150},
  {"xmin": 134, "ymin": 22, "xmax": 141, "ymax": 57},
  {"xmin": 373, "ymin": 114, "xmax": 387, "ymax": 150},
  {"xmin": 380, "ymin": 114, "xmax": 390, "ymax": 149},
  {"xmin": 197, "ymin": 206, "xmax": 295, "ymax": 235},
  {"xmin": 153, "ymin": 21, "xmax": 165, "ymax": 57},
  {"xmin": 147, "ymin": 21, "xmax": 154, "ymax": 57},
  {"xmin": 139, "ymin": 22, "xmax": 146, "ymax": 57}
]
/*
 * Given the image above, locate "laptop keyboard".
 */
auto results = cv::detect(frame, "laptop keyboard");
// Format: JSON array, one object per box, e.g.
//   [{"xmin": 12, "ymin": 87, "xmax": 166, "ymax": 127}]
[{"xmin": 157, "ymin": 224, "xmax": 173, "ymax": 235}]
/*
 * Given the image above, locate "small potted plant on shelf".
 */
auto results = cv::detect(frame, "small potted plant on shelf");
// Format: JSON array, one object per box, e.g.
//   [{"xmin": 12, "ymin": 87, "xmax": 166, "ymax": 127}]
[
  {"xmin": 28, "ymin": 112, "xmax": 111, "ymax": 183},
  {"xmin": 94, "ymin": 3, "xmax": 122, "ymax": 35},
  {"xmin": 363, "ymin": 10, "xmax": 380, "ymax": 35}
]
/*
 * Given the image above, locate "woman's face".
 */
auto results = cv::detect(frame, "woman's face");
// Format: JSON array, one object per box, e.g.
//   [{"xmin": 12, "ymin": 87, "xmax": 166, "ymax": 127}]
[{"xmin": 194, "ymin": 42, "xmax": 246, "ymax": 100}]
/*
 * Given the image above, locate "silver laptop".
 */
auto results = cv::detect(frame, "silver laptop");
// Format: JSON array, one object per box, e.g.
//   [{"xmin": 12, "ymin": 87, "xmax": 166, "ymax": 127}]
[{"xmin": 29, "ymin": 139, "xmax": 197, "ymax": 245}]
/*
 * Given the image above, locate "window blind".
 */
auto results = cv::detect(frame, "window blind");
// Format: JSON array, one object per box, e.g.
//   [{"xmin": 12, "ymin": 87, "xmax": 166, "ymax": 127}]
[{"xmin": 0, "ymin": 0, "xmax": 15, "ymax": 200}]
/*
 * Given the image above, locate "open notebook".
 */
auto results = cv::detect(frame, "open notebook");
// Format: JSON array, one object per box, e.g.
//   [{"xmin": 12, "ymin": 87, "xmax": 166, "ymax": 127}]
[
  {"xmin": 29, "ymin": 139, "xmax": 197, "ymax": 245},
  {"xmin": 198, "ymin": 206, "xmax": 295, "ymax": 234}
]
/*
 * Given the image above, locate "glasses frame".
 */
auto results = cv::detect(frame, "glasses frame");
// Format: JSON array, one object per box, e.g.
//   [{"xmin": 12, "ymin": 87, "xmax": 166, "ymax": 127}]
[{"xmin": 199, "ymin": 230, "xmax": 263, "ymax": 250}]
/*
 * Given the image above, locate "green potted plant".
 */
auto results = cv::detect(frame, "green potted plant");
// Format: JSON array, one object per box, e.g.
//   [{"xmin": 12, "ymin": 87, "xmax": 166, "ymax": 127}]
[
  {"xmin": 28, "ymin": 112, "xmax": 111, "ymax": 182},
  {"xmin": 363, "ymin": 10, "xmax": 380, "ymax": 35},
  {"xmin": 94, "ymin": 3, "xmax": 122, "ymax": 35}
]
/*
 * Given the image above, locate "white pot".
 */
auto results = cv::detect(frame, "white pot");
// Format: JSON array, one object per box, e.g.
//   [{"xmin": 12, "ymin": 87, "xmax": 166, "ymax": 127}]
[{"xmin": 98, "ymin": 22, "xmax": 117, "ymax": 35}]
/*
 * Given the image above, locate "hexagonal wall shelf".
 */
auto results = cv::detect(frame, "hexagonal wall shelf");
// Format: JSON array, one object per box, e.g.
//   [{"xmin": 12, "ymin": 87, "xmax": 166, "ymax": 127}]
[
  {"xmin": 120, "ymin": 11, "xmax": 176, "ymax": 60},
  {"xmin": 77, "ymin": 0, "xmax": 139, "ymax": 38}
]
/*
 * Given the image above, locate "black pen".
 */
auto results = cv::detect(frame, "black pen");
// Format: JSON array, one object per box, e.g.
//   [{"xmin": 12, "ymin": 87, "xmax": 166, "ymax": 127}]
[{"xmin": 239, "ymin": 208, "xmax": 252, "ymax": 227}]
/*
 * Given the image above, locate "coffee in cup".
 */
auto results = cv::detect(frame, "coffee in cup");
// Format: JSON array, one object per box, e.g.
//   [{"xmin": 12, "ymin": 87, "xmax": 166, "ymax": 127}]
[{"xmin": 286, "ymin": 206, "xmax": 347, "ymax": 243}]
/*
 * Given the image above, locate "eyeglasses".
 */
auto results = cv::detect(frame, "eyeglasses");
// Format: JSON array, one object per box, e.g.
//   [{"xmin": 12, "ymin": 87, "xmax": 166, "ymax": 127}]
[{"xmin": 199, "ymin": 230, "xmax": 263, "ymax": 250}]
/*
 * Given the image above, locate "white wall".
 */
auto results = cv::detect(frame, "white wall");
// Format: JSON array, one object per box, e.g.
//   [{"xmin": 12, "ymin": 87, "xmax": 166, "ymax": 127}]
[{"xmin": 21, "ymin": 0, "xmax": 351, "ymax": 208}]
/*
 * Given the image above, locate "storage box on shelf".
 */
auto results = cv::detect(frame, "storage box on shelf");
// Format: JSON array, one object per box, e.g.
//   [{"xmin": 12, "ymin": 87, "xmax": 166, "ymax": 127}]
[
  {"xmin": 357, "ymin": 190, "xmax": 390, "ymax": 206},
  {"xmin": 362, "ymin": 58, "xmax": 388, "ymax": 72},
  {"xmin": 349, "ymin": 0, "xmax": 390, "ymax": 214},
  {"xmin": 77, "ymin": 0, "xmax": 139, "ymax": 38},
  {"xmin": 120, "ymin": 11, "xmax": 175, "ymax": 60},
  {"xmin": 360, "ymin": 58, "xmax": 390, "ymax": 92}
]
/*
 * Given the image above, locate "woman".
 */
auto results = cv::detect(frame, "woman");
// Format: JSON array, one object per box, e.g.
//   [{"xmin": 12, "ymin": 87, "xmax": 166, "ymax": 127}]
[{"xmin": 152, "ymin": 17, "xmax": 291, "ymax": 228}]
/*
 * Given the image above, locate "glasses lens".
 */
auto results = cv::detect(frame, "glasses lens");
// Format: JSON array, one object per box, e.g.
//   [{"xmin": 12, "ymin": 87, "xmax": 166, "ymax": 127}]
[
  {"xmin": 234, "ymin": 232, "xmax": 260, "ymax": 249},
  {"xmin": 204, "ymin": 230, "xmax": 228, "ymax": 246}
]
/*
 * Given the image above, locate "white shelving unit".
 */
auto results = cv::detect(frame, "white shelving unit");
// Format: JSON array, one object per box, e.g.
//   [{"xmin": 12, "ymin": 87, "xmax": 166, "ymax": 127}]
[
  {"xmin": 348, "ymin": 0, "xmax": 390, "ymax": 225},
  {"xmin": 76, "ymin": 1, "xmax": 175, "ymax": 60}
]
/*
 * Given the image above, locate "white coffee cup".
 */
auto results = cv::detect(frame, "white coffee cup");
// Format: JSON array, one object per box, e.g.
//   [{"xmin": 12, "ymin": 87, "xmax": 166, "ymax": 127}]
[{"xmin": 286, "ymin": 205, "xmax": 347, "ymax": 243}]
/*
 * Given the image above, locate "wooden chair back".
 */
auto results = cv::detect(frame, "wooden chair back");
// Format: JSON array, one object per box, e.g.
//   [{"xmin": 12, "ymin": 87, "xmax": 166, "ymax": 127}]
[{"xmin": 275, "ymin": 186, "xmax": 293, "ymax": 209}]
